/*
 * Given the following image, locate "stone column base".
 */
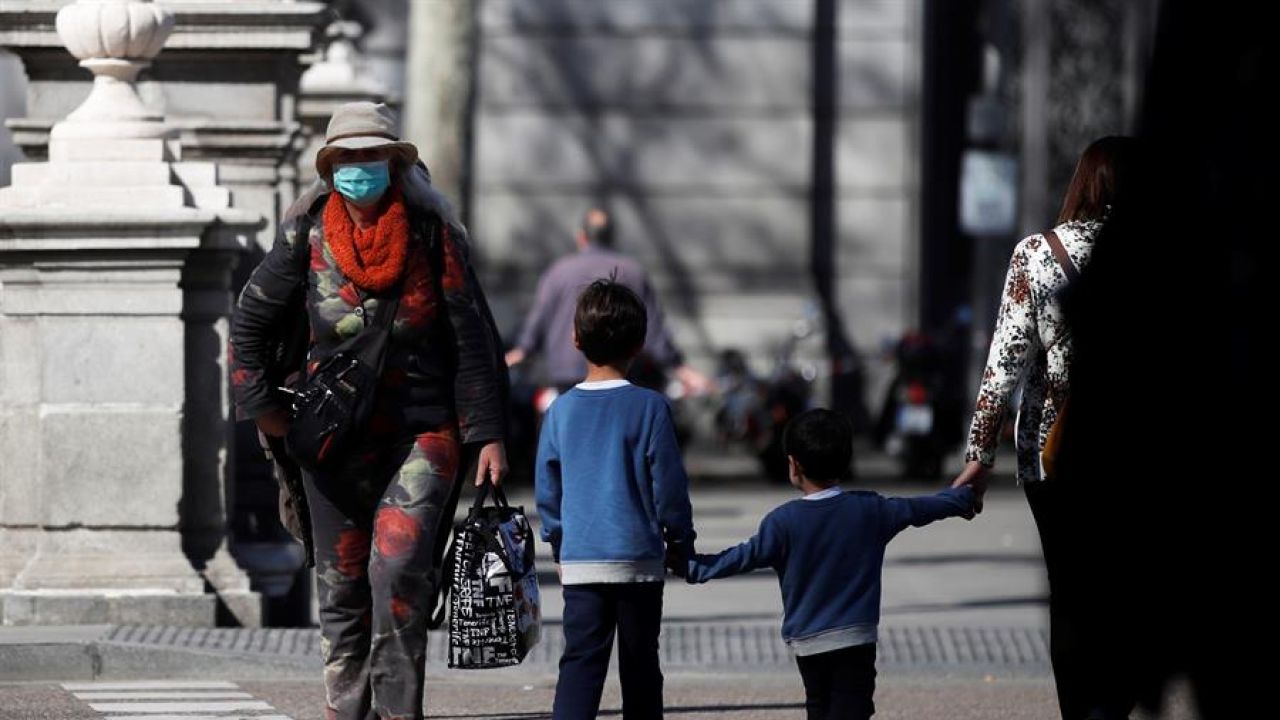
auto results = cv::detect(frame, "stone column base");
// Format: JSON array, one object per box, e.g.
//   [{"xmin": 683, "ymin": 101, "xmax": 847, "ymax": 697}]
[
  {"xmin": 199, "ymin": 545, "xmax": 263, "ymax": 628},
  {"xmin": 0, "ymin": 590, "xmax": 215, "ymax": 626},
  {"xmin": 0, "ymin": 529, "xmax": 218, "ymax": 626}
]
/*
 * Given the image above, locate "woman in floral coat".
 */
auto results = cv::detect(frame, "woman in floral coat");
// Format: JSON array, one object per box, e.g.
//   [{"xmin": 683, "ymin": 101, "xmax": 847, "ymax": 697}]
[
  {"xmin": 952, "ymin": 137, "xmax": 1139, "ymax": 720},
  {"xmin": 229, "ymin": 102, "xmax": 508, "ymax": 720}
]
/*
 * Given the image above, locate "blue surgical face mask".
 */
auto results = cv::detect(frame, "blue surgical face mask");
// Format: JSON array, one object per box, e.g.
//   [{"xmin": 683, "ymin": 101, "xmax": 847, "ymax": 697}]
[{"xmin": 332, "ymin": 160, "xmax": 391, "ymax": 206}]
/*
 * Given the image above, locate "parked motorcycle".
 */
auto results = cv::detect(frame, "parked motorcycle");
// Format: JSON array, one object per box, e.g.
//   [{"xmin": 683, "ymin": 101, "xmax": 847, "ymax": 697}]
[
  {"xmin": 874, "ymin": 319, "xmax": 969, "ymax": 480},
  {"xmin": 714, "ymin": 312, "xmax": 818, "ymax": 483}
]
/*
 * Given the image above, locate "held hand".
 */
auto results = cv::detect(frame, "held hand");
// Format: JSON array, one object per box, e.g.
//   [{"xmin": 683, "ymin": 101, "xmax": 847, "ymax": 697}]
[
  {"xmin": 664, "ymin": 541, "xmax": 690, "ymax": 578},
  {"xmin": 504, "ymin": 348, "xmax": 526, "ymax": 367},
  {"xmin": 254, "ymin": 408, "xmax": 290, "ymax": 438},
  {"xmin": 475, "ymin": 440, "xmax": 509, "ymax": 487},
  {"xmin": 951, "ymin": 460, "xmax": 990, "ymax": 515}
]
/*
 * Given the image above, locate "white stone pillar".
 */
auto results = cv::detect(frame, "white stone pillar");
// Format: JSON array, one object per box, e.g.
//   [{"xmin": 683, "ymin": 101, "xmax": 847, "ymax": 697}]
[{"xmin": 0, "ymin": 0, "xmax": 261, "ymax": 626}]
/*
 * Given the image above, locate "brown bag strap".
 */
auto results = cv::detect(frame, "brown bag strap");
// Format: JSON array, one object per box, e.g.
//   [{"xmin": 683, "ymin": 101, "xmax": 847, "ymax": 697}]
[
  {"xmin": 1042, "ymin": 229, "xmax": 1080, "ymax": 353},
  {"xmin": 1043, "ymin": 230, "xmax": 1079, "ymax": 282}
]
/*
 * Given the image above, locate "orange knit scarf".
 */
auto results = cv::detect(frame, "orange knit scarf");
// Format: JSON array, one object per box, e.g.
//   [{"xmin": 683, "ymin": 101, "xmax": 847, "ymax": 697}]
[{"xmin": 323, "ymin": 189, "xmax": 410, "ymax": 292}]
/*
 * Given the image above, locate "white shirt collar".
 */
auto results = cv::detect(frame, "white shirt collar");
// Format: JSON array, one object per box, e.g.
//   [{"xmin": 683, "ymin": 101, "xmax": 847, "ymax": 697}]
[
  {"xmin": 575, "ymin": 379, "xmax": 632, "ymax": 391},
  {"xmin": 802, "ymin": 486, "xmax": 843, "ymax": 501}
]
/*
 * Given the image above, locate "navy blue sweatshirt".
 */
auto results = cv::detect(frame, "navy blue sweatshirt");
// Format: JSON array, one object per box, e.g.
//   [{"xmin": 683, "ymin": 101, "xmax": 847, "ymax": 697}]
[
  {"xmin": 686, "ymin": 487, "xmax": 975, "ymax": 655},
  {"xmin": 536, "ymin": 381, "xmax": 695, "ymax": 584}
]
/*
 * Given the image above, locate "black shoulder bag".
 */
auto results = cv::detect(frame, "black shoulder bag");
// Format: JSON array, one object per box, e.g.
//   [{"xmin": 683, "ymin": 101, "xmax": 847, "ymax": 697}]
[{"xmin": 284, "ymin": 286, "xmax": 402, "ymax": 473}]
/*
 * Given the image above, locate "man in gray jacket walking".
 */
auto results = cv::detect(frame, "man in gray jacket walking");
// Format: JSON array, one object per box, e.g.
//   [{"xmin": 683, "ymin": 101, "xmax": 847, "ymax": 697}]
[{"xmin": 505, "ymin": 208, "xmax": 710, "ymax": 393}]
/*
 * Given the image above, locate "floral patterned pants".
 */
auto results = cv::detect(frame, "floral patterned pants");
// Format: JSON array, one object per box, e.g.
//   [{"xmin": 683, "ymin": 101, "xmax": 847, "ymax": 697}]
[{"xmin": 303, "ymin": 426, "xmax": 462, "ymax": 720}]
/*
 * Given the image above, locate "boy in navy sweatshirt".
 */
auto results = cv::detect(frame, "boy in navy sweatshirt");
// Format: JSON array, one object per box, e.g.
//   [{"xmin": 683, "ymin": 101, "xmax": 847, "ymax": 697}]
[
  {"xmin": 682, "ymin": 409, "xmax": 982, "ymax": 720},
  {"xmin": 536, "ymin": 278, "xmax": 696, "ymax": 720}
]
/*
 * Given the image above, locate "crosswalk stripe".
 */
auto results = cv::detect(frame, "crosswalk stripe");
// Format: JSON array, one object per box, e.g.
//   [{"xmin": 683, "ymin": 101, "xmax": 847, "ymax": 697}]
[
  {"xmin": 73, "ymin": 691, "xmax": 254, "ymax": 700},
  {"xmin": 61, "ymin": 679, "xmax": 292, "ymax": 719},
  {"xmin": 86, "ymin": 700, "xmax": 275, "ymax": 713},
  {"xmin": 62, "ymin": 681, "xmax": 241, "ymax": 691}
]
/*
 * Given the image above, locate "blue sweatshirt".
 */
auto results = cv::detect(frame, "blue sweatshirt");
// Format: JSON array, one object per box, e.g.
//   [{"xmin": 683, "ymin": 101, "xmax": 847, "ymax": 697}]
[
  {"xmin": 686, "ymin": 487, "xmax": 975, "ymax": 655},
  {"xmin": 536, "ymin": 381, "xmax": 695, "ymax": 584}
]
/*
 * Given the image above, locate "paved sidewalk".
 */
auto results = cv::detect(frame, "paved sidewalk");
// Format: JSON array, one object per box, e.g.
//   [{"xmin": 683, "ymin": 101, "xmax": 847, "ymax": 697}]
[
  {"xmin": 0, "ymin": 621, "xmax": 1050, "ymax": 682},
  {"xmin": 0, "ymin": 676, "xmax": 1199, "ymax": 720},
  {"xmin": 2, "ymin": 478, "xmax": 1047, "ymax": 683}
]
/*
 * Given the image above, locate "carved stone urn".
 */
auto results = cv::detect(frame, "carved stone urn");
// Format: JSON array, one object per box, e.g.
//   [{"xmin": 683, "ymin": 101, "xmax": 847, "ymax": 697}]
[{"xmin": 51, "ymin": 0, "xmax": 175, "ymax": 139}]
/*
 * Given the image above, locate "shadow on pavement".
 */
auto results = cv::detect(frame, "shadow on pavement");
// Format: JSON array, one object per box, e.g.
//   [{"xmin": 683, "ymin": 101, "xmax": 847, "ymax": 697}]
[
  {"xmin": 886, "ymin": 553, "xmax": 1043, "ymax": 566},
  {"xmin": 884, "ymin": 595, "xmax": 1046, "ymax": 614},
  {"xmin": 430, "ymin": 702, "xmax": 806, "ymax": 719}
]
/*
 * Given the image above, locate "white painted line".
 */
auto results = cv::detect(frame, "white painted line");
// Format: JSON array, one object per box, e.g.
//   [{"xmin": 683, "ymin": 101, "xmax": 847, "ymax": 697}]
[
  {"xmin": 73, "ymin": 691, "xmax": 254, "ymax": 700},
  {"xmin": 61, "ymin": 681, "xmax": 240, "ymax": 691},
  {"xmin": 86, "ymin": 700, "xmax": 274, "ymax": 713}
]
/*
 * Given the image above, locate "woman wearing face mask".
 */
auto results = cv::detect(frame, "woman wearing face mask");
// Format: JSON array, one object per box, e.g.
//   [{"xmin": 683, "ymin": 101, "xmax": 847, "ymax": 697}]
[{"xmin": 229, "ymin": 102, "xmax": 508, "ymax": 720}]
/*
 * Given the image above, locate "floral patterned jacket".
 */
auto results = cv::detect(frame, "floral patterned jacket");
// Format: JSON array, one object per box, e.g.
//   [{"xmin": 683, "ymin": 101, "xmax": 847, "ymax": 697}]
[
  {"xmin": 964, "ymin": 220, "xmax": 1101, "ymax": 483},
  {"xmin": 229, "ymin": 170, "xmax": 508, "ymax": 449}
]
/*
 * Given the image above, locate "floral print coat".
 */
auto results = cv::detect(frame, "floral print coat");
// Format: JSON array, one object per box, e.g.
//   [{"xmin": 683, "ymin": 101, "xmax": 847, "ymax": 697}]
[{"xmin": 964, "ymin": 220, "xmax": 1101, "ymax": 483}]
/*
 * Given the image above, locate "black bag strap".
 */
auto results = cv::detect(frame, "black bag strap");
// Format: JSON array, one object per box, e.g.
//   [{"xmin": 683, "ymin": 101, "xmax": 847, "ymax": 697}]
[
  {"xmin": 471, "ymin": 477, "xmax": 510, "ymax": 512},
  {"xmin": 269, "ymin": 197, "xmax": 323, "ymax": 388},
  {"xmin": 292, "ymin": 212, "xmax": 315, "ymax": 276},
  {"xmin": 350, "ymin": 290, "xmax": 402, "ymax": 373},
  {"xmin": 465, "ymin": 479, "xmax": 523, "ymax": 574},
  {"xmin": 427, "ymin": 532, "xmax": 455, "ymax": 629},
  {"xmin": 288, "ymin": 189, "xmax": 326, "ymax": 300}
]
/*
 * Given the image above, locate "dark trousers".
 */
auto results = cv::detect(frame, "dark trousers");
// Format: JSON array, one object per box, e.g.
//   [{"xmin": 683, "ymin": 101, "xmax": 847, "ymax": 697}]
[
  {"xmin": 553, "ymin": 583, "xmax": 664, "ymax": 720},
  {"xmin": 1026, "ymin": 480, "xmax": 1133, "ymax": 720},
  {"xmin": 795, "ymin": 643, "xmax": 877, "ymax": 720}
]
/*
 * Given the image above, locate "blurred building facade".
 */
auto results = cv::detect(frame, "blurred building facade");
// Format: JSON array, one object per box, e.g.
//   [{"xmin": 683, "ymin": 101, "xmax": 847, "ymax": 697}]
[
  {"xmin": 917, "ymin": 0, "xmax": 1157, "ymax": 405},
  {"xmin": 346, "ymin": 0, "xmax": 922, "ymax": 413},
  {"xmin": 347, "ymin": 0, "xmax": 1157, "ymax": 415},
  {"xmin": 2, "ymin": 0, "xmax": 1160, "ymax": 416}
]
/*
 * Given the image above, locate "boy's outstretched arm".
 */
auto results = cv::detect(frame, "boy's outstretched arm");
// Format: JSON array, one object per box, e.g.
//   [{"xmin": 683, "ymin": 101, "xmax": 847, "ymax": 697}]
[
  {"xmin": 535, "ymin": 412, "xmax": 564, "ymax": 562},
  {"xmin": 686, "ymin": 513, "xmax": 783, "ymax": 583},
  {"xmin": 880, "ymin": 486, "xmax": 977, "ymax": 542},
  {"xmin": 649, "ymin": 405, "xmax": 696, "ymax": 549}
]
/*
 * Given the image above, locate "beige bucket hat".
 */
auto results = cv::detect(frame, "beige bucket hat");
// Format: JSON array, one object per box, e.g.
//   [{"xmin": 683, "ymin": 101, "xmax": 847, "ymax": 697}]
[{"xmin": 315, "ymin": 101, "xmax": 418, "ymax": 178}]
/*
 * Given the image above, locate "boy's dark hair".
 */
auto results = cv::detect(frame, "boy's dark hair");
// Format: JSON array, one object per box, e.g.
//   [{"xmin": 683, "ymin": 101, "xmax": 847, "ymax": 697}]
[
  {"xmin": 783, "ymin": 408, "xmax": 854, "ymax": 484},
  {"xmin": 574, "ymin": 278, "xmax": 647, "ymax": 366}
]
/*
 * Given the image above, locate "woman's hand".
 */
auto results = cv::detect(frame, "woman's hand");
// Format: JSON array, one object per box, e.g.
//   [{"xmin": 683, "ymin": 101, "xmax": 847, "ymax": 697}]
[
  {"xmin": 951, "ymin": 460, "xmax": 990, "ymax": 515},
  {"xmin": 475, "ymin": 440, "xmax": 509, "ymax": 487},
  {"xmin": 255, "ymin": 408, "xmax": 291, "ymax": 438}
]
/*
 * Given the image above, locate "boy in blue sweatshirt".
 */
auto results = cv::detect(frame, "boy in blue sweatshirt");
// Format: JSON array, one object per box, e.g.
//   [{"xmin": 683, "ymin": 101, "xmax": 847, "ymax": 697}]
[
  {"xmin": 536, "ymin": 278, "xmax": 696, "ymax": 720},
  {"xmin": 682, "ymin": 409, "xmax": 982, "ymax": 720}
]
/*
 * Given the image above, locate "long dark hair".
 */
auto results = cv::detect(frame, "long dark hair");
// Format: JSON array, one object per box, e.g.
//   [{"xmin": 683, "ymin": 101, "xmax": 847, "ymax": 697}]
[{"xmin": 1057, "ymin": 136, "xmax": 1141, "ymax": 224}]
